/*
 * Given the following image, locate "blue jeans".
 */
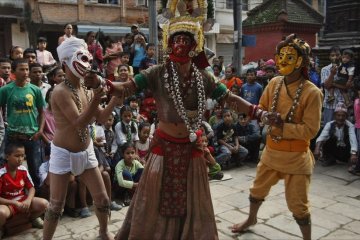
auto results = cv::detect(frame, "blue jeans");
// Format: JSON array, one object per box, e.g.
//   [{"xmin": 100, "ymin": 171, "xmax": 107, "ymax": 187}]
[
  {"xmin": 6, "ymin": 135, "xmax": 43, "ymax": 188},
  {"xmin": 122, "ymin": 168, "xmax": 143, "ymax": 183},
  {"xmin": 216, "ymin": 145, "xmax": 248, "ymax": 164}
]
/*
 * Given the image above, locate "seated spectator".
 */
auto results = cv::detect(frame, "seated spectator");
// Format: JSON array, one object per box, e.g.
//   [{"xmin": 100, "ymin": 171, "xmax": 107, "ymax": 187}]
[
  {"xmin": 215, "ymin": 109, "xmax": 248, "ymax": 167},
  {"xmin": 236, "ymin": 113, "xmax": 261, "ymax": 162},
  {"xmin": 200, "ymin": 134, "xmax": 223, "ymax": 180},
  {"xmin": 314, "ymin": 103, "xmax": 357, "ymax": 167},
  {"xmin": 114, "ymin": 52, "xmax": 133, "ymax": 80},
  {"xmin": 128, "ymin": 95, "xmax": 145, "ymax": 123},
  {"xmin": 114, "ymin": 143, "xmax": 144, "ymax": 206},
  {"xmin": 0, "ymin": 142, "xmax": 48, "ymax": 233},
  {"xmin": 102, "ymin": 113, "xmax": 118, "ymax": 170},
  {"xmin": 208, "ymin": 103, "xmax": 223, "ymax": 130},
  {"xmin": 91, "ymin": 123, "xmax": 122, "ymax": 211},
  {"xmin": 200, "ymin": 121, "xmax": 215, "ymax": 147},
  {"xmin": 135, "ymin": 122, "xmax": 151, "ymax": 165}
]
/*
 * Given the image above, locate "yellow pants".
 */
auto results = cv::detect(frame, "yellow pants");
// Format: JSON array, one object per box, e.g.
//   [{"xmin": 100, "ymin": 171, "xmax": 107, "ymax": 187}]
[{"xmin": 250, "ymin": 162, "xmax": 311, "ymax": 219}]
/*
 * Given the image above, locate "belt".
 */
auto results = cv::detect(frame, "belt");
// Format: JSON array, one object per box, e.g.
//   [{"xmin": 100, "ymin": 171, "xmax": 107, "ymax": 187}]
[
  {"xmin": 8, "ymin": 133, "xmax": 32, "ymax": 141},
  {"xmin": 266, "ymin": 135, "xmax": 309, "ymax": 152}
]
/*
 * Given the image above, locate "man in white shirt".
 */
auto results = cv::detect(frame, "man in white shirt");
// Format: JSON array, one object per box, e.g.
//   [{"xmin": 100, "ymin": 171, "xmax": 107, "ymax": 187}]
[{"xmin": 314, "ymin": 102, "xmax": 357, "ymax": 166}]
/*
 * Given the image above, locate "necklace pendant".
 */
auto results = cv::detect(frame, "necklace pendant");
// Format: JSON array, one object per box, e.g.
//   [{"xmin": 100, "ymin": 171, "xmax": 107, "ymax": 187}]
[{"xmin": 189, "ymin": 132, "xmax": 197, "ymax": 142}]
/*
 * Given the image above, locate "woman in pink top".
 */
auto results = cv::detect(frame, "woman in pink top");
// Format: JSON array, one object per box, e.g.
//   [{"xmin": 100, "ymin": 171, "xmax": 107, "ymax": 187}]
[
  {"xmin": 350, "ymin": 89, "xmax": 360, "ymax": 175},
  {"xmin": 104, "ymin": 37, "xmax": 123, "ymax": 81}
]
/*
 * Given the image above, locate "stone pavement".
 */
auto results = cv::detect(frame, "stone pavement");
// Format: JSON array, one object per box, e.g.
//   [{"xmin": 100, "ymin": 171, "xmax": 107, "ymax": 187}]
[{"xmin": 5, "ymin": 162, "xmax": 360, "ymax": 240}]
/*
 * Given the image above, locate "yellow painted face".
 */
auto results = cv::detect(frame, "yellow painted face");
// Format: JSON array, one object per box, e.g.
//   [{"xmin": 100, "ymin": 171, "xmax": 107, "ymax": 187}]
[{"xmin": 275, "ymin": 46, "xmax": 303, "ymax": 75}]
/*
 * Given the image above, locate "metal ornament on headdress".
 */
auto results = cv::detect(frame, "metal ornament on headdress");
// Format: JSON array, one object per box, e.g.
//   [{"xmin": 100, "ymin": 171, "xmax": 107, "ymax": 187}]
[{"xmin": 159, "ymin": 0, "xmax": 209, "ymax": 56}]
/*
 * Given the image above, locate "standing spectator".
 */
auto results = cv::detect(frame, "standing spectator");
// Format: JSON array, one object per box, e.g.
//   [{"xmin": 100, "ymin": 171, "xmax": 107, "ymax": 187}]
[
  {"xmin": 350, "ymin": 89, "xmax": 360, "ymax": 175},
  {"xmin": 0, "ymin": 59, "xmax": 45, "ymax": 188},
  {"xmin": 29, "ymin": 63, "xmax": 51, "ymax": 99},
  {"xmin": 9, "ymin": 46, "xmax": 23, "ymax": 61},
  {"xmin": 86, "ymin": 31, "xmax": 104, "ymax": 73},
  {"xmin": 122, "ymin": 34, "xmax": 134, "ymax": 65},
  {"xmin": 212, "ymin": 64, "xmax": 224, "ymax": 81},
  {"xmin": 130, "ymin": 24, "xmax": 147, "ymax": 43},
  {"xmin": 36, "ymin": 37, "xmax": 57, "ymax": 71},
  {"xmin": 241, "ymin": 68, "xmax": 263, "ymax": 105},
  {"xmin": 23, "ymin": 48, "xmax": 37, "ymax": 65},
  {"xmin": 0, "ymin": 142, "xmax": 48, "ymax": 231},
  {"xmin": 47, "ymin": 67, "xmax": 65, "ymax": 86},
  {"xmin": 321, "ymin": 46, "xmax": 343, "ymax": 125},
  {"xmin": 139, "ymin": 43, "xmax": 157, "ymax": 71},
  {"xmin": 104, "ymin": 37, "xmax": 123, "ymax": 81},
  {"xmin": 308, "ymin": 56, "xmax": 321, "ymax": 88},
  {"xmin": 327, "ymin": 49, "xmax": 355, "ymax": 107},
  {"xmin": 0, "ymin": 58, "xmax": 11, "ymax": 86},
  {"xmin": 58, "ymin": 23, "xmax": 74, "ymax": 45},
  {"xmin": 131, "ymin": 34, "xmax": 146, "ymax": 75},
  {"xmin": 221, "ymin": 66, "xmax": 243, "ymax": 90},
  {"xmin": 314, "ymin": 102, "xmax": 357, "ymax": 167}
]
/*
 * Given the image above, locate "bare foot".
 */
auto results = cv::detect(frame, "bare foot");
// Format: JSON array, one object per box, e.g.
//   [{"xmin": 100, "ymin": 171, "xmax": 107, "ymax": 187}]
[
  {"xmin": 231, "ymin": 218, "xmax": 257, "ymax": 233},
  {"xmin": 99, "ymin": 231, "xmax": 114, "ymax": 240}
]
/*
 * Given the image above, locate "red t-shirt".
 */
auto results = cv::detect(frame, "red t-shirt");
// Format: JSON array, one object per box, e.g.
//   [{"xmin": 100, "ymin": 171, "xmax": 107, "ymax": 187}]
[{"xmin": 0, "ymin": 164, "xmax": 34, "ymax": 201}]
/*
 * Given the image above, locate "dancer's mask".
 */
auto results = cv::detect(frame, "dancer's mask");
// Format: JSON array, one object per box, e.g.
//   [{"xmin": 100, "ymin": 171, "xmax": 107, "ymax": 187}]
[{"xmin": 57, "ymin": 37, "xmax": 93, "ymax": 79}]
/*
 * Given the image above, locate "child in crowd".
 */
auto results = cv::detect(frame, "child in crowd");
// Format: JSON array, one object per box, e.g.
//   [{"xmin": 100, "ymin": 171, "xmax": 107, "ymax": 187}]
[
  {"xmin": 103, "ymin": 113, "xmax": 117, "ymax": 169},
  {"xmin": 114, "ymin": 105, "xmax": 139, "ymax": 161},
  {"xmin": 241, "ymin": 68, "xmax": 263, "ymax": 105},
  {"xmin": 209, "ymin": 103, "xmax": 223, "ymax": 130},
  {"xmin": 0, "ymin": 142, "xmax": 48, "ymax": 233},
  {"xmin": 235, "ymin": 113, "xmax": 261, "ymax": 162},
  {"xmin": 200, "ymin": 134, "xmax": 223, "ymax": 180},
  {"xmin": 135, "ymin": 122, "xmax": 151, "ymax": 165},
  {"xmin": 9, "ymin": 46, "xmax": 23, "ymax": 61},
  {"xmin": 328, "ymin": 49, "xmax": 355, "ymax": 106},
  {"xmin": 128, "ymin": 95, "xmax": 144, "ymax": 123},
  {"xmin": 114, "ymin": 143, "xmax": 144, "ymax": 206},
  {"xmin": 114, "ymin": 52, "xmax": 134, "ymax": 80},
  {"xmin": 139, "ymin": 43, "xmax": 157, "ymax": 71},
  {"xmin": 29, "ymin": 63, "xmax": 51, "ymax": 99},
  {"xmin": 48, "ymin": 67, "xmax": 65, "ymax": 86},
  {"xmin": 215, "ymin": 109, "xmax": 248, "ymax": 167},
  {"xmin": 131, "ymin": 34, "xmax": 146, "ymax": 74},
  {"xmin": 36, "ymin": 37, "xmax": 56, "ymax": 70},
  {"xmin": 122, "ymin": 34, "xmax": 134, "ymax": 65}
]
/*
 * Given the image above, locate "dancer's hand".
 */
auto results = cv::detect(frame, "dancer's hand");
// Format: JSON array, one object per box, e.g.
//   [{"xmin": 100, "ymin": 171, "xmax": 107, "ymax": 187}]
[{"xmin": 84, "ymin": 72, "xmax": 101, "ymax": 89}]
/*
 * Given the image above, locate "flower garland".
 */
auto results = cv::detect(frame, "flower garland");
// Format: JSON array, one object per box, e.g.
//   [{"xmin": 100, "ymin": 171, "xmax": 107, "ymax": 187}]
[
  {"xmin": 164, "ymin": 61, "xmax": 206, "ymax": 142},
  {"xmin": 267, "ymin": 76, "xmax": 305, "ymax": 143}
]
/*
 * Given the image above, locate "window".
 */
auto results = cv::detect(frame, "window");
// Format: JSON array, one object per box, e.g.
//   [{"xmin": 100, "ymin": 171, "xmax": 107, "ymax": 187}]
[
  {"xmin": 136, "ymin": 0, "xmax": 147, "ymax": 6},
  {"xmin": 226, "ymin": 0, "xmax": 233, "ymax": 9}
]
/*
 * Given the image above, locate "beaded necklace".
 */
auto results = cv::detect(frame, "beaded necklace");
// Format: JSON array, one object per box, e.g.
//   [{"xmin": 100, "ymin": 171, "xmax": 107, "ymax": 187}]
[
  {"xmin": 164, "ymin": 61, "xmax": 206, "ymax": 142},
  {"xmin": 268, "ymin": 76, "xmax": 305, "ymax": 142},
  {"xmin": 64, "ymin": 79, "xmax": 90, "ymax": 143}
]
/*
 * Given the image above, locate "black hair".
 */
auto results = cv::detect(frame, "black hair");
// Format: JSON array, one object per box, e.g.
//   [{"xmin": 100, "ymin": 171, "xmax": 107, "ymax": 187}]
[
  {"xmin": 29, "ymin": 63, "xmax": 43, "ymax": 72},
  {"xmin": 238, "ymin": 112, "xmax": 247, "ymax": 119},
  {"xmin": 226, "ymin": 66, "xmax": 236, "ymax": 73},
  {"xmin": 9, "ymin": 46, "xmax": 22, "ymax": 61},
  {"xmin": 146, "ymin": 43, "xmax": 155, "ymax": 50},
  {"xmin": 246, "ymin": 68, "xmax": 256, "ymax": 75},
  {"xmin": 342, "ymin": 49, "xmax": 354, "ymax": 59},
  {"xmin": 37, "ymin": 37, "xmax": 47, "ymax": 43},
  {"xmin": 63, "ymin": 23, "xmax": 72, "ymax": 29},
  {"xmin": 121, "ymin": 142, "xmax": 135, "ymax": 153},
  {"xmin": 120, "ymin": 105, "xmax": 137, "ymax": 136},
  {"xmin": 117, "ymin": 64, "xmax": 130, "ymax": 73},
  {"xmin": 23, "ymin": 48, "xmax": 37, "ymax": 57},
  {"xmin": 212, "ymin": 64, "xmax": 221, "ymax": 71},
  {"xmin": 45, "ymin": 86, "xmax": 55, "ymax": 103},
  {"xmin": 329, "ymin": 46, "xmax": 341, "ymax": 53},
  {"xmin": 5, "ymin": 142, "xmax": 24, "ymax": 156},
  {"xmin": 120, "ymin": 52, "xmax": 131, "ymax": 57},
  {"xmin": 128, "ymin": 95, "xmax": 137, "ymax": 102},
  {"xmin": 48, "ymin": 66, "xmax": 62, "ymax": 79},
  {"xmin": 0, "ymin": 58, "xmax": 11, "ymax": 64},
  {"xmin": 11, "ymin": 58, "xmax": 28, "ymax": 71},
  {"xmin": 222, "ymin": 108, "xmax": 231, "ymax": 116},
  {"xmin": 138, "ymin": 122, "xmax": 151, "ymax": 132}
]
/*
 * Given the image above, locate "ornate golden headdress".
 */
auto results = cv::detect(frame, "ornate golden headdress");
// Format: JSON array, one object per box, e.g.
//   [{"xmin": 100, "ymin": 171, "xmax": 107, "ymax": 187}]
[
  {"xmin": 276, "ymin": 33, "xmax": 311, "ymax": 65},
  {"xmin": 159, "ymin": 0, "xmax": 211, "ymax": 55}
]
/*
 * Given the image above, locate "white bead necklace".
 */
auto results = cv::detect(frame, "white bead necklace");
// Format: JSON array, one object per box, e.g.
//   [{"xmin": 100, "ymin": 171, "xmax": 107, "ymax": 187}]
[{"xmin": 164, "ymin": 61, "xmax": 206, "ymax": 142}]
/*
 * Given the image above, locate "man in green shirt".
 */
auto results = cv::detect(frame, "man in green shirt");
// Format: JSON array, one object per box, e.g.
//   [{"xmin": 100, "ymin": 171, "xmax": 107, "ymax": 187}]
[{"xmin": 0, "ymin": 58, "xmax": 45, "ymax": 188}]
